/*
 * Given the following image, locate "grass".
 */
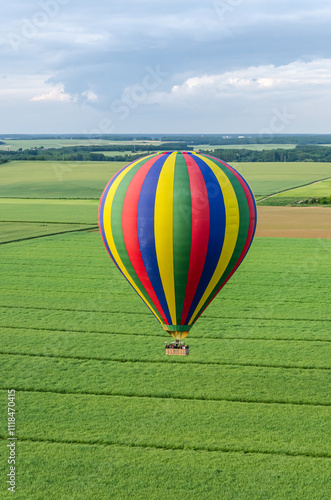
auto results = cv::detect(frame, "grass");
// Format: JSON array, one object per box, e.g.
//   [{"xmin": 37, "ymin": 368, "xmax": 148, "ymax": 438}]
[
  {"xmin": 273, "ymin": 178, "xmax": 331, "ymax": 198},
  {"xmin": 0, "ymin": 222, "xmax": 95, "ymax": 244},
  {"xmin": 230, "ymin": 162, "xmax": 331, "ymax": 196},
  {"xmin": 257, "ymin": 197, "xmax": 309, "ymax": 206},
  {"xmin": 1, "ymin": 390, "xmax": 330, "ymax": 456},
  {"xmin": 0, "ymin": 161, "xmax": 121, "ymax": 198},
  {"xmin": 1, "ymin": 160, "xmax": 331, "ymax": 199},
  {"xmin": 0, "ymin": 234, "xmax": 330, "ymax": 498},
  {"xmin": 0, "ymin": 198, "xmax": 98, "ymax": 223},
  {"xmin": 0, "ymin": 139, "xmax": 164, "ymax": 151},
  {"xmin": 257, "ymin": 178, "xmax": 331, "ymax": 206},
  {"xmin": 1, "ymin": 442, "xmax": 330, "ymax": 500},
  {"xmin": 1, "ymin": 327, "xmax": 330, "ymax": 368},
  {"xmin": 1, "ymin": 354, "xmax": 330, "ymax": 405}
]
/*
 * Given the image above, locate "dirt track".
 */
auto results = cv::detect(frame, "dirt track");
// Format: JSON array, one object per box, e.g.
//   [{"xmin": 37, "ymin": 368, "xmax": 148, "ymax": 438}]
[{"xmin": 256, "ymin": 206, "xmax": 331, "ymax": 239}]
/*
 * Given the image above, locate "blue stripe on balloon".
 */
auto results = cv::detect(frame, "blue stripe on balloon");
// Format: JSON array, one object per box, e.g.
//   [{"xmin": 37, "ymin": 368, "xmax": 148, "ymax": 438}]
[
  {"xmin": 137, "ymin": 153, "xmax": 172, "ymax": 324},
  {"xmin": 184, "ymin": 153, "xmax": 226, "ymax": 324}
]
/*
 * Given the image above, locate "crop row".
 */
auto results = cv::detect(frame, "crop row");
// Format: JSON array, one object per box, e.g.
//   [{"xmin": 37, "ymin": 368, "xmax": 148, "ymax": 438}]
[
  {"xmin": 1, "ymin": 327, "xmax": 330, "ymax": 369},
  {"xmin": 0, "ymin": 390, "xmax": 330, "ymax": 458},
  {"xmin": 1, "ymin": 307, "xmax": 330, "ymax": 343},
  {"xmin": 1, "ymin": 440, "xmax": 330, "ymax": 500},
  {"xmin": 1, "ymin": 354, "xmax": 330, "ymax": 406}
]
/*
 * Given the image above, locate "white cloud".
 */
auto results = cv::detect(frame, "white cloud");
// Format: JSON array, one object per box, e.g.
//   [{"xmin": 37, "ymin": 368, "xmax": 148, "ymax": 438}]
[
  {"xmin": 82, "ymin": 90, "xmax": 98, "ymax": 102},
  {"xmin": 30, "ymin": 85, "xmax": 98, "ymax": 103},
  {"xmin": 30, "ymin": 86, "xmax": 75, "ymax": 102},
  {"xmin": 146, "ymin": 59, "xmax": 331, "ymax": 104}
]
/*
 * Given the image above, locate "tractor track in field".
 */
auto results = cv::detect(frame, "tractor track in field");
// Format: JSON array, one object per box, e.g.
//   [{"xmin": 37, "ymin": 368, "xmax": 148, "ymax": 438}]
[
  {"xmin": 0, "ymin": 436, "xmax": 331, "ymax": 460},
  {"xmin": 0, "ymin": 386, "xmax": 330, "ymax": 408},
  {"xmin": 256, "ymin": 176, "xmax": 331, "ymax": 202},
  {"xmin": 0, "ymin": 436, "xmax": 330, "ymax": 460},
  {"xmin": 0, "ymin": 225, "xmax": 98, "ymax": 245},
  {"xmin": 0, "ymin": 304, "xmax": 330, "ymax": 322},
  {"xmin": 1, "ymin": 324, "xmax": 331, "ymax": 343},
  {"xmin": 0, "ymin": 351, "xmax": 330, "ymax": 372},
  {"xmin": 1, "ymin": 288, "xmax": 330, "ymax": 306}
]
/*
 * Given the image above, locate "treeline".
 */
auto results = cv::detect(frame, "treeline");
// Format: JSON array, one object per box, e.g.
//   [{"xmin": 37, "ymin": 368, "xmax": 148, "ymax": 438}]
[
  {"xmin": 211, "ymin": 145, "xmax": 331, "ymax": 162},
  {"xmin": 2, "ymin": 144, "xmax": 331, "ymax": 163},
  {"xmin": 35, "ymin": 142, "xmax": 191, "ymax": 153},
  {"xmin": 0, "ymin": 143, "xmax": 192, "ymax": 163},
  {"xmin": 0, "ymin": 150, "xmax": 139, "ymax": 163}
]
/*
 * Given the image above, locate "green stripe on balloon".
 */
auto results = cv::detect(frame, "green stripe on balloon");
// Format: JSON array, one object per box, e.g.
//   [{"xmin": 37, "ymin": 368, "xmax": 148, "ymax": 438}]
[
  {"xmin": 163, "ymin": 324, "xmax": 194, "ymax": 332},
  {"xmin": 172, "ymin": 153, "xmax": 192, "ymax": 324}
]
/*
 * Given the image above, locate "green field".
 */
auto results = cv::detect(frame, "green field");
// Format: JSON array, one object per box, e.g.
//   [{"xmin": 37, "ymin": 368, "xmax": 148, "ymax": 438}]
[
  {"xmin": 230, "ymin": 162, "xmax": 331, "ymax": 196},
  {"xmin": 1, "ymin": 231, "xmax": 331, "ymax": 498},
  {"xmin": 0, "ymin": 198, "xmax": 98, "ymax": 242},
  {"xmin": 0, "ymin": 198, "xmax": 98, "ymax": 223},
  {"xmin": 0, "ymin": 158, "xmax": 330, "ymax": 498},
  {"xmin": 257, "ymin": 177, "xmax": 331, "ymax": 206},
  {"xmin": 0, "ymin": 139, "xmax": 164, "ymax": 151},
  {"xmin": 0, "ymin": 161, "xmax": 121, "ymax": 198},
  {"xmin": 1, "ymin": 160, "xmax": 331, "ymax": 199},
  {"xmin": 273, "ymin": 178, "xmax": 331, "ymax": 198}
]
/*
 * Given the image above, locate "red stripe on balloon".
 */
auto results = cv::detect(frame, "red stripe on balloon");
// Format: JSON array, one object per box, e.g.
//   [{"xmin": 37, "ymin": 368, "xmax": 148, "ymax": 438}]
[
  {"xmin": 180, "ymin": 154, "xmax": 210, "ymax": 324},
  {"xmin": 122, "ymin": 156, "xmax": 167, "ymax": 323},
  {"xmin": 194, "ymin": 159, "xmax": 256, "ymax": 323}
]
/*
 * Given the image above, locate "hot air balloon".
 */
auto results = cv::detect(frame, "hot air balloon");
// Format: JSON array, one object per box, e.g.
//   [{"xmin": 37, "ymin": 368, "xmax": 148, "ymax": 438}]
[{"xmin": 98, "ymin": 151, "xmax": 256, "ymax": 353}]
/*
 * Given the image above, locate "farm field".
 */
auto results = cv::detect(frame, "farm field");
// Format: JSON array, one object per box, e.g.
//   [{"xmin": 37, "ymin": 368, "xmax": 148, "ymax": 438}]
[
  {"xmin": 273, "ymin": 178, "xmax": 331, "ymax": 198},
  {"xmin": 0, "ymin": 221, "xmax": 93, "ymax": 244},
  {"xmin": 0, "ymin": 161, "xmax": 121, "ymax": 198},
  {"xmin": 1, "ymin": 232, "xmax": 331, "ymax": 498},
  {"xmin": 0, "ymin": 158, "xmax": 330, "ymax": 499},
  {"xmin": 1, "ymin": 160, "xmax": 331, "ymax": 199},
  {"xmin": 230, "ymin": 162, "xmax": 331, "ymax": 196},
  {"xmin": 0, "ymin": 198, "xmax": 98, "ymax": 224},
  {"xmin": 256, "ymin": 206, "xmax": 331, "ymax": 238},
  {"xmin": 0, "ymin": 198, "xmax": 98, "ymax": 242},
  {"xmin": 0, "ymin": 139, "xmax": 164, "ymax": 151}
]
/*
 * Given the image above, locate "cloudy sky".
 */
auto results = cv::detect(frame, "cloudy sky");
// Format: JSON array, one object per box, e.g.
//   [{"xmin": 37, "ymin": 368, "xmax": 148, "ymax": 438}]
[{"xmin": 1, "ymin": 0, "xmax": 331, "ymax": 134}]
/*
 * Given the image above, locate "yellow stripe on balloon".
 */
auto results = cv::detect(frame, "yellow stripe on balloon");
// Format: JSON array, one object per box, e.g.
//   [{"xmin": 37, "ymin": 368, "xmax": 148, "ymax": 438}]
[
  {"xmin": 103, "ymin": 155, "xmax": 163, "ymax": 323},
  {"xmin": 154, "ymin": 152, "xmax": 177, "ymax": 324},
  {"xmin": 188, "ymin": 153, "xmax": 240, "ymax": 325}
]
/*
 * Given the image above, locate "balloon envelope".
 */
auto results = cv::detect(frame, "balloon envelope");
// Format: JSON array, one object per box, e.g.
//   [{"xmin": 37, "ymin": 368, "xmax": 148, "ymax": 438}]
[{"xmin": 99, "ymin": 152, "xmax": 256, "ymax": 339}]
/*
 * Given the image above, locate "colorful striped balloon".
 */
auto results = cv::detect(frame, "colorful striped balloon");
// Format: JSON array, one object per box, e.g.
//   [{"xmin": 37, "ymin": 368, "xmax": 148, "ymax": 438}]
[{"xmin": 99, "ymin": 152, "xmax": 256, "ymax": 339}]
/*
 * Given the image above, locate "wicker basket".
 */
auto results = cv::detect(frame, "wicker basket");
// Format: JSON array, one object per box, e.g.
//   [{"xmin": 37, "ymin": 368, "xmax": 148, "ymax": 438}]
[{"xmin": 165, "ymin": 347, "xmax": 189, "ymax": 356}]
